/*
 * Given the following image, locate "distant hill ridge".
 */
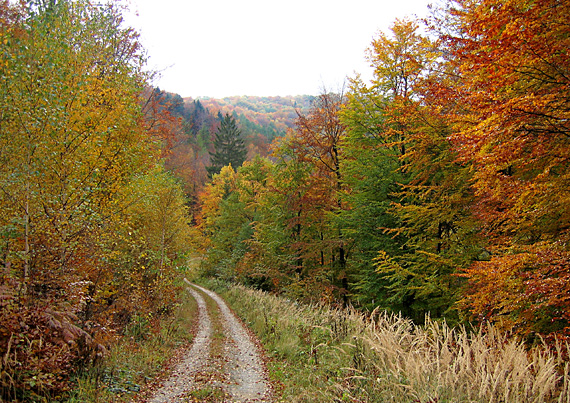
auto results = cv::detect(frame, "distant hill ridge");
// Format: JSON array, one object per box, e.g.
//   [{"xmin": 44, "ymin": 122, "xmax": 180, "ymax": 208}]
[{"xmin": 185, "ymin": 95, "xmax": 314, "ymax": 134}]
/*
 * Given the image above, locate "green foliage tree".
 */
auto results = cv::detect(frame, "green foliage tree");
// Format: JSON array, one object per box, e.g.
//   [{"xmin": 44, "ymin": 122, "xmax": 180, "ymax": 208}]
[
  {"xmin": 198, "ymin": 165, "xmax": 252, "ymax": 280},
  {"xmin": 341, "ymin": 19, "xmax": 478, "ymax": 322},
  {"xmin": 207, "ymin": 113, "xmax": 247, "ymax": 176},
  {"xmin": 340, "ymin": 83, "xmax": 407, "ymax": 313}
]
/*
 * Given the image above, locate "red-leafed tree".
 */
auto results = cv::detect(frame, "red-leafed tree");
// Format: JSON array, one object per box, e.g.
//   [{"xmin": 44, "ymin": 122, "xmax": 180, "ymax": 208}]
[
  {"xmin": 282, "ymin": 91, "xmax": 351, "ymax": 302},
  {"xmin": 433, "ymin": 0, "xmax": 570, "ymax": 338}
]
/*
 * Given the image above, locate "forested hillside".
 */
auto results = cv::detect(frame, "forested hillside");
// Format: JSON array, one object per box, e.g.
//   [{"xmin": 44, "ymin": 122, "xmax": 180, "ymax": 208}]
[{"xmin": 197, "ymin": 95, "xmax": 314, "ymax": 138}]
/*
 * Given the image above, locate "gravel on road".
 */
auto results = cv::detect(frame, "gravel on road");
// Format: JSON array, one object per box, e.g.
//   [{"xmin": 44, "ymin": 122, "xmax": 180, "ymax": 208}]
[{"xmin": 144, "ymin": 280, "xmax": 273, "ymax": 403}]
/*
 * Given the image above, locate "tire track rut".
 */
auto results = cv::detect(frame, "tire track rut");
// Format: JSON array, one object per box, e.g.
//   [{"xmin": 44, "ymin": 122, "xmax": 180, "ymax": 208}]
[
  {"xmin": 149, "ymin": 286, "xmax": 212, "ymax": 402},
  {"xmin": 192, "ymin": 283, "xmax": 272, "ymax": 402},
  {"xmin": 146, "ymin": 280, "xmax": 272, "ymax": 403}
]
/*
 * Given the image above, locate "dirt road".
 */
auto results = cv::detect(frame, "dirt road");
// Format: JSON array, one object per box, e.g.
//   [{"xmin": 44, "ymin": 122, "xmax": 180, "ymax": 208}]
[{"xmin": 146, "ymin": 280, "xmax": 273, "ymax": 402}]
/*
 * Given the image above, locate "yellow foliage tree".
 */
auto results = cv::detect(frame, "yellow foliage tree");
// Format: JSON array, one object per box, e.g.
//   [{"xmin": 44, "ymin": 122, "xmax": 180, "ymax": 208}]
[{"xmin": 0, "ymin": 1, "xmax": 193, "ymax": 398}]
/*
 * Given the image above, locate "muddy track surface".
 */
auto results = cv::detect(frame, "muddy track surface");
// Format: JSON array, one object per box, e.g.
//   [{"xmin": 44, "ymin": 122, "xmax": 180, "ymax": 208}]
[{"xmin": 146, "ymin": 280, "xmax": 273, "ymax": 403}]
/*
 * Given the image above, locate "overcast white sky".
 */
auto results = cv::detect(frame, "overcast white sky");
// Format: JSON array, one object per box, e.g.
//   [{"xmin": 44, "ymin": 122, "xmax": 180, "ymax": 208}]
[{"xmin": 123, "ymin": 0, "xmax": 432, "ymax": 98}]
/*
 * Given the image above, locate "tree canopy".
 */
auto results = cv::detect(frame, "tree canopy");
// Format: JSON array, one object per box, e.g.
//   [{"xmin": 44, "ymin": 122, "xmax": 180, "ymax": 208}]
[{"xmin": 0, "ymin": 1, "xmax": 193, "ymax": 398}]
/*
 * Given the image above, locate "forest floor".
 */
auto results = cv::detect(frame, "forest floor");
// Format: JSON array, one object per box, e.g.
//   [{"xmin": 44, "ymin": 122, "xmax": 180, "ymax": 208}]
[{"xmin": 134, "ymin": 280, "xmax": 274, "ymax": 403}]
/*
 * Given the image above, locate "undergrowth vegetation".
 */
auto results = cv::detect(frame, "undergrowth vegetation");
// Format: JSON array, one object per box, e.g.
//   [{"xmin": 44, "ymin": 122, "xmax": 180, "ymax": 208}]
[
  {"xmin": 64, "ymin": 287, "xmax": 197, "ymax": 403},
  {"xmin": 212, "ymin": 281, "xmax": 570, "ymax": 403}
]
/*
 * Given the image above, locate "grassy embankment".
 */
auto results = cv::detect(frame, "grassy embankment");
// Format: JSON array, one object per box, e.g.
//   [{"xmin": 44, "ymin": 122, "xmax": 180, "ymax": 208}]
[{"xmin": 201, "ymin": 279, "xmax": 570, "ymax": 403}]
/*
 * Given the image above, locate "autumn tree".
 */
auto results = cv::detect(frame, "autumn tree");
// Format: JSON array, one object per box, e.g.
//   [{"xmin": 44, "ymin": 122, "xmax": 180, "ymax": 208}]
[
  {"xmin": 340, "ymin": 19, "xmax": 479, "ymax": 321},
  {"xmin": 265, "ymin": 134, "xmax": 338, "ymax": 300},
  {"xmin": 431, "ymin": 0, "xmax": 570, "ymax": 337},
  {"xmin": 228, "ymin": 156, "xmax": 277, "ymax": 289},
  {"xmin": 197, "ymin": 164, "xmax": 255, "ymax": 280},
  {"xmin": 340, "ymin": 19, "xmax": 426, "ymax": 317},
  {"xmin": 283, "ymin": 91, "xmax": 351, "ymax": 301},
  {"xmin": 0, "ymin": 0, "xmax": 151, "ymax": 293},
  {"xmin": 0, "ymin": 0, "xmax": 192, "ymax": 397},
  {"xmin": 105, "ymin": 167, "xmax": 193, "ymax": 316}
]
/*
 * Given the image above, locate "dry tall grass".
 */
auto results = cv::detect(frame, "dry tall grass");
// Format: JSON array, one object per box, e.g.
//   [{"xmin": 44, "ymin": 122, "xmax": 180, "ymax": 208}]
[{"xmin": 221, "ymin": 284, "xmax": 570, "ymax": 402}]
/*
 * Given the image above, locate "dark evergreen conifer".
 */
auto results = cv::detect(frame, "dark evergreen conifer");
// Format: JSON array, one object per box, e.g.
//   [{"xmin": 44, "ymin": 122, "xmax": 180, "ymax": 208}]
[{"xmin": 207, "ymin": 113, "xmax": 247, "ymax": 177}]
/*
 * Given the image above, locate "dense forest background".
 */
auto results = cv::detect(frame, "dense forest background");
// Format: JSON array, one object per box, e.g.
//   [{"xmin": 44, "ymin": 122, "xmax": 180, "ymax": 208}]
[
  {"xmin": 193, "ymin": 1, "xmax": 570, "ymax": 341},
  {"xmin": 1, "ymin": 0, "xmax": 569, "ymax": 400},
  {"xmin": 152, "ymin": 92, "xmax": 313, "ymax": 205}
]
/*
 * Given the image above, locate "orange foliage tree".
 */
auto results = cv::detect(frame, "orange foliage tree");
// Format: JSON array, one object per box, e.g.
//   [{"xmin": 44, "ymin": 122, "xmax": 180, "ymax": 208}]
[
  {"xmin": 285, "ymin": 92, "xmax": 350, "ymax": 300},
  {"xmin": 433, "ymin": 0, "xmax": 570, "ymax": 337}
]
